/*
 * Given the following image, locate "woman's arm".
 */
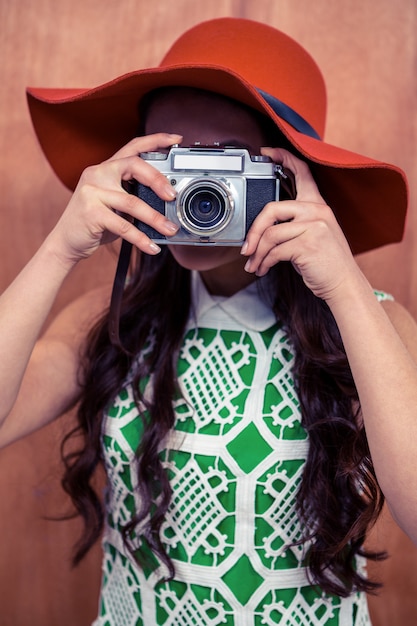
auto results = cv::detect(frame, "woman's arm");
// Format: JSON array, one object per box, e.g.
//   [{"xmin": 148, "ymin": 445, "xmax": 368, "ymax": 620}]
[
  {"xmin": 0, "ymin": 281, "xmax": 111, "ymax": 448},
  {"xmin": 328, "ymin": 279, "xmax": 417, "ymax": 539},
  {"xmin": 243, "ymin": 147, "xmax": 417, "ymax": 542},
  {"xmin": 0, "ymin": 133, "xmax": 182, "ymax": 447}
]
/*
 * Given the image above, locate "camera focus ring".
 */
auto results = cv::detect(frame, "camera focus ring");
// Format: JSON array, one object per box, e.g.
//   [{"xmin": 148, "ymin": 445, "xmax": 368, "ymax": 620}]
[{"xmin": 176, "ymin": 178, "xmax": 234, "ymax": 237}]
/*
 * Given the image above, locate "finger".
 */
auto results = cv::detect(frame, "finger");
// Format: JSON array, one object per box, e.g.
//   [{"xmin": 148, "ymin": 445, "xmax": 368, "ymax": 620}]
[
  {"xmin": 98, "ymin": 208, "xmax": 163, "ymax": 255},
  {"xmin": 242, "ymin": 199, "xmax": 324, "ymax": 257},
  {"xmin": 95, "ymin": 187, "xmax": 179, "ymax": 238},
  {"xmin": 261, "ymin": 147, "xmax": 324, "ymax": 203},
  {"xmin": 110, "ymin": 133, "xmax": 183, "ymax": 160},
  {"xmin": 82, "ymin": 133, "xmax": 184, "ymax": 203},
  {"xmin": 242, "ymin": 201, "xmax": 293, "ymax": 256},
  {"xmin": 82, "ymin": 152, "xmax": 178, "ymax": 204},
  {"xmin": 247, "ymin": 240, "xmax": 300, "ymax": 277},
  {"xmin": 119, "ymin": 154, "xmax": 178, "ymax": 201},
  {"xmin": 244, "ymin": 220, "xmax": 309, "ymax": 274}
]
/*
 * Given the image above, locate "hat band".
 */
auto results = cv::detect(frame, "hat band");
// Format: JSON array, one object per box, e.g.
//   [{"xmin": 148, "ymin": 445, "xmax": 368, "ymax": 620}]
[{"xmin": 256, "ymin": 88, "xmax": 321, "ymax": 140}]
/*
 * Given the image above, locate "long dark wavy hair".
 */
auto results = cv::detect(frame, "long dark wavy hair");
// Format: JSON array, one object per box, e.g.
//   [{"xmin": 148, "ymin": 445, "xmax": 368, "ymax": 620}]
[
  {"xmin": 61, "ymin": 246, "xmax": 385, "ymax": 598},
  {"xmin": 61, "ymin": 87, "xmax": 385, "ymax": 597}
]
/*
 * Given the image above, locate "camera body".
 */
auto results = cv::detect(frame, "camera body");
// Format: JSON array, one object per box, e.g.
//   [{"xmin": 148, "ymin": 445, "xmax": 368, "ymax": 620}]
[{"xmin": 133, "ymin": 145, "xmax": 289, "ymax": 245}]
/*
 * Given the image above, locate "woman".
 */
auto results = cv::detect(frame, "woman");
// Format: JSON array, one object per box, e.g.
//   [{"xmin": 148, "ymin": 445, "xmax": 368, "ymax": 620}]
[{"xmin": 1, "ymin": 17, "xmax": 417, "ymax": 626}]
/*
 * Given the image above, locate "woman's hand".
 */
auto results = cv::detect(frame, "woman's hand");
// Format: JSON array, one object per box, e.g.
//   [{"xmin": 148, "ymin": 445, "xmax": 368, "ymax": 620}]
[
  {"xmin": 46, "ymin": 133, "xmax": 182, "ymax": 268},
  {"xmin": 242, "ymin": 148, "xmax": 360, "ymax": 303}
]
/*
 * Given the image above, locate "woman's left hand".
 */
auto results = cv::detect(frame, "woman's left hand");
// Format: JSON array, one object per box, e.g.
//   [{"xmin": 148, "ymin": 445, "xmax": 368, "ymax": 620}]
[
  {"xmin": 243, "ymin": 150, "xmax": 417, "ymax": 545},
  {"xmin": 242, "ymin": 148, "xmax": 360, "ymax": 303}
]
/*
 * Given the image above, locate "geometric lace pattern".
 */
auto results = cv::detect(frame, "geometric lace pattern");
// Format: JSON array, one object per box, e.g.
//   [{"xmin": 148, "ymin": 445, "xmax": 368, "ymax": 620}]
[{"xmin": 96, "ymin": 302, "xmax": 377, "ymax": 625}]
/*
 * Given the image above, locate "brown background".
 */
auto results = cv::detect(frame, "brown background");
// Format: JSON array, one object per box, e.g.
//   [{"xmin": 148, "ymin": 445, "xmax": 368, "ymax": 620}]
[{"xmin": 0, "ymin": 1, "xmax": 416, "ymax": 624}]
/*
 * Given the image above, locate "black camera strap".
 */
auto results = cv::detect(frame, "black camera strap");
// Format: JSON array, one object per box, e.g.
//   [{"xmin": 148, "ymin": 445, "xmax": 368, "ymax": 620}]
[
  {"xmin": 275, "ymin": 165, "xmax": 297, "ymax": 202},
  {"xmin": 109, "ymin": 236, "xmax": 134, "ymax": 347},
  {"xmin": 108, "ymin": 166, "xmax": 296, "ymax": 348}
]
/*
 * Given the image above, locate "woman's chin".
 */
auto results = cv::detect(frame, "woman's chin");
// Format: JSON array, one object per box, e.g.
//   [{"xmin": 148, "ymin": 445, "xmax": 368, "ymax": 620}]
[{"xmin": 167, "ymin": 244, "xmax": 243, "ymax": 272}]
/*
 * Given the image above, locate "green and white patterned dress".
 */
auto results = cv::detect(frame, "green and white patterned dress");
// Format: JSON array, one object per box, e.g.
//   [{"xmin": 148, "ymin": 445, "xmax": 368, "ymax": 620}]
[{"xmin": 94, "ymin": 273, "xmax": 381, "ymax": 626}]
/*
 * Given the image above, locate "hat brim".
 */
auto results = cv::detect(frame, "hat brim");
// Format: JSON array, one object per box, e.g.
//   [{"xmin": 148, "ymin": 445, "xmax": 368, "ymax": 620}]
[{"xmin": 26, "ymin": 64, "xmax": 408, "ymax": 255}]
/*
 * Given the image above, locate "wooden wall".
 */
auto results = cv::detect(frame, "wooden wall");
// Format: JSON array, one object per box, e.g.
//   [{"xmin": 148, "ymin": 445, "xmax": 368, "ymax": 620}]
[{"xmin": 0, "ymin": 1, "xmax": 416, "ymax": 624}]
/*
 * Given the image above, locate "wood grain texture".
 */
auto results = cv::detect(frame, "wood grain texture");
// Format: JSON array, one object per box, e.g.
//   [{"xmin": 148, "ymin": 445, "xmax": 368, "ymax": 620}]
[{"xmin": 0, "ymin": 1, "xmax": 416, "ymax": 624}]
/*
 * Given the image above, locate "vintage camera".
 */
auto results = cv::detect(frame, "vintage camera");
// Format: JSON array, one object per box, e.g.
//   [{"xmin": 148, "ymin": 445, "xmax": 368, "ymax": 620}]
[{"xmin": 132, "ymin": 144, "xmax": 294, "ymax": 245}]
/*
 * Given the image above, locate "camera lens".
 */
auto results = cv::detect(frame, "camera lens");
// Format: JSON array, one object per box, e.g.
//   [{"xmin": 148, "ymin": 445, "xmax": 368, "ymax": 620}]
[
  {"xmin": 187, "ymin": 190, "xmax": 223, "ymax": 226},
  {"xmin": 177, "ymin": 179, "xmax": 234, "ymax": 237},
  {"xmin": 198, "ymin": 198, "xmax": 215, "ymax": 215}
]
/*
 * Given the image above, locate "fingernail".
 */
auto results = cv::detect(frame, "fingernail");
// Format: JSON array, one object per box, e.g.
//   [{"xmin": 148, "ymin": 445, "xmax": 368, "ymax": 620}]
[
  {"xmin": 165, "ymin": 185, "xmax": 177, "ymax": 199},
  {"xmin": 244, "ymin": 259, "xmax": 252, "ymax": 273},
  {"xmin": 164, "ymin": 220, "xmax": 179, "ymax": 234},
  {"xmin": 241, "ymin": 241, "xmax": 248, "ymax": 255},
  {"xmin": 149, "ymin": 242, "xmax": 161, "ymax": 254}
]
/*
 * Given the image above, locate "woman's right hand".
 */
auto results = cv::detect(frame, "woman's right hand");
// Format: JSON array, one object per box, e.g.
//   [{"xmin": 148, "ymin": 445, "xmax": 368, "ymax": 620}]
[{"xmin": 47, "ymin": 133, "xmax": 183, "ymax": 267}]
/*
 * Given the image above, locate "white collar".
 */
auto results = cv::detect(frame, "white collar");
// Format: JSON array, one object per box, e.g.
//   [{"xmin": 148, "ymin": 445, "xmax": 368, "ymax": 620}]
[{"xmin": 190, "ymin": 271, "xmax": 277, "ymax": 331}]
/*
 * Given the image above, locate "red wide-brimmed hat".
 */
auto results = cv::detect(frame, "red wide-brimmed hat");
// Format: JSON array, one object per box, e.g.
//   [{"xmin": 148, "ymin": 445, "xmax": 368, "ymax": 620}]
[{"xmin": 26, "ymin": 17, "xmax": 408, "ymax": 254}]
